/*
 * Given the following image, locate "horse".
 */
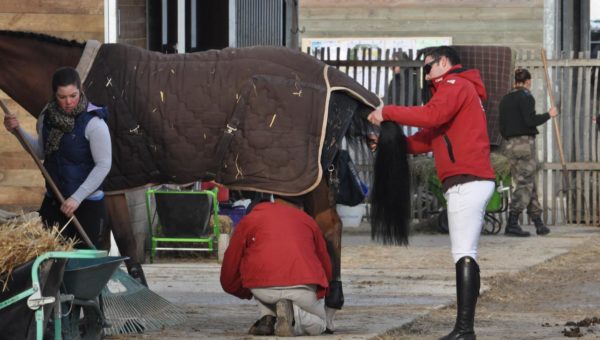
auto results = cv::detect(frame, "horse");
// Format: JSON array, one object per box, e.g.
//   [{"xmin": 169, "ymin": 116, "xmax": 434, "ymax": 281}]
[{"xmin": 0, "ymin": 30, "xmax": 411, "ymax": 309}]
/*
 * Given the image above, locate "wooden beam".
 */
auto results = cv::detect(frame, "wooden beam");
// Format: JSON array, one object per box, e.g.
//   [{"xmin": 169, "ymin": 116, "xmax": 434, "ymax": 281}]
[
  {"xmin": 0, "ymin": 13, "xmax": 103, "ymax": 33},
  {"xmin": 300, "ymin": 0, "xmax": 543, "ymax": 8},
  {"xmin": 0, "ymin": 0, "xmax": 102, "ymax": 15},
  {"xmin": 0, "ymin": 169, "xmax": 44, "ymax": 187},
  {"xmin": 542, "ymin": 163, "xmax": 600, "ymax": 171},
  {"xmin": 0, "ymin": 186, "xmax": 44, "ymax": 206}
]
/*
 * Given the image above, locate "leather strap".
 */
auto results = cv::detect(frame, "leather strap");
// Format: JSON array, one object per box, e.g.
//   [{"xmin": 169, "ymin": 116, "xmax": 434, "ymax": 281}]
[
  {"xmin": 76, "ymin": 40, "xmax": 102, "ymax": 83},
  {"xmin": 210, "ymin": 84, "xmax": 252, "ymax": 181}
]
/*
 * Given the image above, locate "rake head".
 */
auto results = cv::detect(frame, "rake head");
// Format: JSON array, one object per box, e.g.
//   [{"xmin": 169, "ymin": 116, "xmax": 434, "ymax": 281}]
[{"xmin": 101, "ymin": 268, "xmax": 187, "ymax": 335}]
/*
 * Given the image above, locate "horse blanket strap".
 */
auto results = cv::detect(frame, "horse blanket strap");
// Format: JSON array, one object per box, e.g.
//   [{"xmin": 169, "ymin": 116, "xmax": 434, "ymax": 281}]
[
  {"xmin": 76, "ymin": 40, "xmax": 102, "ymax": 83},
  {"xmin": 82, "ymin": 44, "xmax": 381, "ymax": 194},
  {"xmin": 211, "ymin": 84, "xmax": 251, "ymax": 182}
]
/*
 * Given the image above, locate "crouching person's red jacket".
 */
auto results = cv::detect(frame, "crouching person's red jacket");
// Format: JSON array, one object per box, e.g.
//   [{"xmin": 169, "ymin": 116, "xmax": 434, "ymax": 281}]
[{"xmin": 220, "ymin": 201, "xmax": 332, "ymax": 300}]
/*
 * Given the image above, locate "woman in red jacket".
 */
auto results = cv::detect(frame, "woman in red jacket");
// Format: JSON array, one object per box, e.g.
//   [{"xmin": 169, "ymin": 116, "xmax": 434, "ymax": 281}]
[
  {"xmin": 368, "ymin": 46, "xmax": 495, "ymax": 340},
  {"xmin": 220, "ymin": 195, "xmax": 334, "ymax": 336}
]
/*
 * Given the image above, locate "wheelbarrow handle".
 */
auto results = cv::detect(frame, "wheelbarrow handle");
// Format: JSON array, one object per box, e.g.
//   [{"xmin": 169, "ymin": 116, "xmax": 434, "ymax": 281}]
[{"xmin": 0, "ymin": 99, "xmax": 95, "ymax": 249}]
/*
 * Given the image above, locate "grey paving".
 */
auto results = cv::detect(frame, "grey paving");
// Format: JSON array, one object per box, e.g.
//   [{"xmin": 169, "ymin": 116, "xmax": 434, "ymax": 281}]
[{"xmin": 137, "ymin": 224, "xmax": 597, "ymax": 339}]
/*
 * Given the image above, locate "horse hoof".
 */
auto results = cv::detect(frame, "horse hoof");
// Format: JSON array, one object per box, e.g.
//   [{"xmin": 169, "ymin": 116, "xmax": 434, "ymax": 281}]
[
  {"xmin": 128, "ymin": 264, "xmax": 148, "ymax": 287},
  {"xmin": 325, "ymin": 280, "xmax": 344, "ymax": 309}
]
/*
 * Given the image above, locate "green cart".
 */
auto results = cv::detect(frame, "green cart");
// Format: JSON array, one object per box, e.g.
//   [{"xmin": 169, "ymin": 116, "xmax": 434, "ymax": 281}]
[{"xmin": 430, "ymin": 173, "xmax": 511, "ymax": 234}]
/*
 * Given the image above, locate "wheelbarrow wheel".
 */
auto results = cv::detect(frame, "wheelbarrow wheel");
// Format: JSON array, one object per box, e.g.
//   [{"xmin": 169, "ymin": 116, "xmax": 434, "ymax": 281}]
[
  {"xmin": 63, "ymin": 301, "xmax": 104, "ymax": 340},
  {"xmin": 80, "ymin": 304, "xmax": 104, "ymax": 340},
  {"xmin": 437, "ymin": 209, "xmax": 449, "ymax": 234}
]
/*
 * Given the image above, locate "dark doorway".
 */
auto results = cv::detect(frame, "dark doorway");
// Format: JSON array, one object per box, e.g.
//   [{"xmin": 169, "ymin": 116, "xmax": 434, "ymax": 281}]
[
  {"xmin": 147, "ymin": 0, "xmax": 229, "ymax": 53},
  {"xmin": 190, "ymin": 1, "xmax": 229, "ymax": 52}
]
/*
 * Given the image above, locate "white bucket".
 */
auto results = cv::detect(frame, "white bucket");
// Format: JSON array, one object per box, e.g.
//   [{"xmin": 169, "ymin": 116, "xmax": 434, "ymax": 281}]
[
  {"xmin": 217, "ymin": 233, "xmax": 230, "ymax": 263},
  {"xmin": 336, "ymin": 204, "xmax": 365, "ymax": 228}
]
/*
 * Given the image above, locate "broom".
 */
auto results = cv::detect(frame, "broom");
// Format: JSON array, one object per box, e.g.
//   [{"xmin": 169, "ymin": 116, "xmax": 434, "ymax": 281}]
[{"xmin": 1, "ymin": 99, "xmax": 186, "ymax": 334}]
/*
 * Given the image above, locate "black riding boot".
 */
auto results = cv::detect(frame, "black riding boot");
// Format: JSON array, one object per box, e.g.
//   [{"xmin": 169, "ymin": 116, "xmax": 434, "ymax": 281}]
[
  {"xmin": 440, "ymin": 256, "xmax": 480, "ymax": 340},
  {"xmin": 532, "ymin": 216, "xmax": 550, "ymax": 236},
  {"xmin": 504, "ymin": 211, "xmax": 530, "ymax": 237}
]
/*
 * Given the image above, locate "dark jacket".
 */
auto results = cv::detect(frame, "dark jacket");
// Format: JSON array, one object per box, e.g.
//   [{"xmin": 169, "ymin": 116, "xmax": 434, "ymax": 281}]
[
  {"xmin": 499, "ymin": 87, "xmax": 550, "ymax": 139},
  {"xmin": 382, "ymin": 64, "xmax": 495, "ymax": 183},
  {"xmin": 43, "ymin": 106, "xmax": 109, "ymax": 198}
]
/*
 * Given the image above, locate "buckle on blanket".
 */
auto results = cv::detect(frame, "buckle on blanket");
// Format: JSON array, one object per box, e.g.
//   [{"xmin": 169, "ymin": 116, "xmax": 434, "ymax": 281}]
[{"xmin": 225, "ymin": 124, "xmax": 238, "ymax": 134}]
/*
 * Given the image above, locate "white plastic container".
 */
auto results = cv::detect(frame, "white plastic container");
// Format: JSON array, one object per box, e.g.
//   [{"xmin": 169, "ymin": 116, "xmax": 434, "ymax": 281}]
[{"xmin": 336, "ymin": 204, "xmax": 365, "ymax": 227}]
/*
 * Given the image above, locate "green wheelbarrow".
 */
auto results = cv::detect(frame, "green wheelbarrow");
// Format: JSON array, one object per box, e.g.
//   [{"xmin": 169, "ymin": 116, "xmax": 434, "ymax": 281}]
[
  {"xmin": 430, "ymin": 173, "xmax": 511, "ymax": 235},
  {"xmin": 0, "ymin": 249, "xmax": 125, "ymax": 340}
]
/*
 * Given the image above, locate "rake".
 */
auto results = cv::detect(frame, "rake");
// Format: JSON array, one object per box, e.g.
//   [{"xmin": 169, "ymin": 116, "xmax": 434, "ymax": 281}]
[{"xmin": 1, "ymin": 99, "xmax": 187, "ymax": 334}]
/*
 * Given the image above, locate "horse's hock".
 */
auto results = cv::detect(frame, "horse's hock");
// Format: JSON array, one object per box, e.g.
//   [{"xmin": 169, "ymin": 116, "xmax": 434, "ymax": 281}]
[{"xmin": 125, "ymin": 188, "xmax": 149, "ymax": 262}]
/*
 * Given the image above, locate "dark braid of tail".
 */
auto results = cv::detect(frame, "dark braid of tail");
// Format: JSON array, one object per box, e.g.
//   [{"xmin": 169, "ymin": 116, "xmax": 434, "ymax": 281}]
[{"xmin": 370, "ymin": 121, "xmax": 411, "ymax": 245}]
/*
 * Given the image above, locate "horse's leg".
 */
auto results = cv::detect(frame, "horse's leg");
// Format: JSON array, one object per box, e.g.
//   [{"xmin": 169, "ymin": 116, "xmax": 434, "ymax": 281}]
[
  {"xmin": 105, "ymin": 193, "xmax": 148, "ymax": 286},
  {"xmin": 305, "ymin": 178, "xmax": 344, "ymax": 309}
]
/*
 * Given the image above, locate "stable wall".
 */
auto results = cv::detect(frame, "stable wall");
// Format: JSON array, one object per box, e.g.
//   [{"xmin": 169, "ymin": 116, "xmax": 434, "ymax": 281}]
[
  {"xmin": 0, "ymin": 0, "xmax": 104, "ymax": 207},
  {"xmin": 299, "ymin": 0, "xmax": 544, "ymax": 51}
]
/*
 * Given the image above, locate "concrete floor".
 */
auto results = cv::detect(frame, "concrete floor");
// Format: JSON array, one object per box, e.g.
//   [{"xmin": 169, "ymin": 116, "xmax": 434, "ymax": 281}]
[{"xmin": 122, "ymin": 224, "xmax": 598, "ymax": 339}]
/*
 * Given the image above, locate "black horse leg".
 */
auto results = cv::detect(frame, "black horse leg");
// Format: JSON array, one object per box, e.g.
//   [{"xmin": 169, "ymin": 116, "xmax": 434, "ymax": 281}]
[{"xmin": 305, "ymin": 179, "xmax": 344, "ymax": 309}]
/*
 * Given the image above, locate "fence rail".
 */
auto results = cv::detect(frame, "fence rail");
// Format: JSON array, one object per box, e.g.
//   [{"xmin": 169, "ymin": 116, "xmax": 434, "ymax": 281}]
[{"xmin": 307, "ymin": 47, "xmax": 600, "ymax": 227}]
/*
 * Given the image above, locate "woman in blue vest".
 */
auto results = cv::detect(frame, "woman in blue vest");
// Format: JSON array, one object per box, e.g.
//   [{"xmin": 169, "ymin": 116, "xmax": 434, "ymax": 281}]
[{"xmin": 3, "ymin": 67, "xmax": 111, "ymax": 249}]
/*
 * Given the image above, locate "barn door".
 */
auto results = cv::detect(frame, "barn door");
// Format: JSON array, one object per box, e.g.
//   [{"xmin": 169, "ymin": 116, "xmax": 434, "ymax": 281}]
[{"xmin": 144, "ymin": 0, "xmax": 298, "ymax": 53}]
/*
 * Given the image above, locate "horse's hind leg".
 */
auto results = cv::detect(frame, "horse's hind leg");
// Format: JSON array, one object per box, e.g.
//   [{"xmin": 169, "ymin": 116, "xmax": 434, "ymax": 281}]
[
  {"xmin": 305, "ymin": 178, "xmax": 344, "ymax": 309},
  {"xmin": 105, "ymin": 193, "xmax": 148, "ymax": 286}
]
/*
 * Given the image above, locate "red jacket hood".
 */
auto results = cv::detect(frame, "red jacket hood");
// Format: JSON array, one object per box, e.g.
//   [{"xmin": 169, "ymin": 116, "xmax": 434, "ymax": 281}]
[{"xmin": 430, "ymin": 64, "xmax": 487, "ymax": 102}]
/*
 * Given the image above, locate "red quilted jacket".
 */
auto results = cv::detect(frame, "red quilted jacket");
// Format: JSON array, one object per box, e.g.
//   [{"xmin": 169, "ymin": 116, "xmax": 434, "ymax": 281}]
[
  {"xmin": 220, "ymin": 202, "xmax": 332, "ymax": 300},
  {"xmin": 382, "ymin": 64, "xmax": 495, "ymax": 182}
]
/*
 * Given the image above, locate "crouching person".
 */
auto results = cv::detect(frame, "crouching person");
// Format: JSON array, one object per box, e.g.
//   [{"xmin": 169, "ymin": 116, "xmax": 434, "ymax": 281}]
[{"xmin": 220, "ymin": 195, "xmax": 334, "ymax": 336}]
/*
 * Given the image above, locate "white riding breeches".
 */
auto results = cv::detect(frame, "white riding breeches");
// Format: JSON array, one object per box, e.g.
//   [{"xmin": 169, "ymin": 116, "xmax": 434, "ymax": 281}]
[
  {"xmin": 444, "ymin": 180, "xmax": 495, "ymax": 263},
  {"xmin": 251, "ymin": 285, "xmax": 331, "ymax": 335}
]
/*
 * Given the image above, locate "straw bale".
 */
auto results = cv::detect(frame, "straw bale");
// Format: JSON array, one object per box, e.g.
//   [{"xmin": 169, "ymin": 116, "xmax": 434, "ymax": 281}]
[
  {"xmin": 212, "ymin": 215, "xmax": 233, "ymax": 234},
  {"xmin": 0, "ymin": 217, "xmax": 75, "ymax": 292}
]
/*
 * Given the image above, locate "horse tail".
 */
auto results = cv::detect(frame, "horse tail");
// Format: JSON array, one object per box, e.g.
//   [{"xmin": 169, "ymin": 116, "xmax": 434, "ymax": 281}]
[{"xmin": 370, "ymin": 121, "xmax": 411, "ymax": 245}]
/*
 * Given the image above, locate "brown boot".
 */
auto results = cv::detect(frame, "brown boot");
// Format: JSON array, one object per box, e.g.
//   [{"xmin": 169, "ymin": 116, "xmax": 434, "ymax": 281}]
[
  {"xmin": 248, "ymin": 315, "xmax": 276, "ymax": 335},
  {"xmin": 275, "ymin": 299, "xmax": 295, "ymax": 337}
]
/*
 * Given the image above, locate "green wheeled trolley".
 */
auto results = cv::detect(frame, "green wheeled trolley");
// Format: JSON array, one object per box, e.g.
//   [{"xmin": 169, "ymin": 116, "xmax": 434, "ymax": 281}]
[
  {"xmin": 145, "ymin": 186, "xmax": 220, "ymax": 263},
  {"xmin": 431, "ymin": 173, "xmax": 511, "ymax": 234}
]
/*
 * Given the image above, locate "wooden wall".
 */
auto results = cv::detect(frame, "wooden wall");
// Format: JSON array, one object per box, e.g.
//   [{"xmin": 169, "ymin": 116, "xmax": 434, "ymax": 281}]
[
  {"xmin": 299, "ymin": 0, "xmax": 544, "ymax": 51},
  {"xmin": 0, "ymin": 0, "xmax": 104, "ymax": 208}
]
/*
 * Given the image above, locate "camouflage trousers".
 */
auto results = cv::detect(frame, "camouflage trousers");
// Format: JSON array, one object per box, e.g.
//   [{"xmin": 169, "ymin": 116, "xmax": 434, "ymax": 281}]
[{"xmin": 502, "ymin": 135, "xmax": 542, "ymax": 218}]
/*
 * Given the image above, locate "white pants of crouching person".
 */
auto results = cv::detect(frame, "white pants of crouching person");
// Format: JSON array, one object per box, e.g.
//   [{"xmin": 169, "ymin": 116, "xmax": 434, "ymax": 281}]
[{"xmin": 251, "ymin": 285, "xmax": 334, "ymax": 335}]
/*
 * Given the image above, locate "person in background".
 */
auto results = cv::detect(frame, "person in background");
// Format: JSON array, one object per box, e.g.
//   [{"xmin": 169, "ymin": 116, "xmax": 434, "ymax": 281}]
[
  {"xmin": 3, "ymin": 66, "xmax": 111, "ymax": 249},
  {"xmin": 220, "ymin": 195, "xmax": 335, "ymax": 336},
  {"xmin": 386, "ymin": 51, "xmax": 416, "ymax": 106},
  {"xmin": 368, "ymin": 46, "xmax": 495, "ymax": 340},
  {"xmin": 499, "ymin": 68, "xmax": 557, "ymax": 237}
]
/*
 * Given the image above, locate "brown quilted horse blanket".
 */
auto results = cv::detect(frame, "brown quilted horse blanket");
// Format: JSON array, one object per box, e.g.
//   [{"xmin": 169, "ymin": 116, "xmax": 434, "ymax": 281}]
[{"xmin": 82, "ymin": 43, "xmax": 380, "ymax": 194}]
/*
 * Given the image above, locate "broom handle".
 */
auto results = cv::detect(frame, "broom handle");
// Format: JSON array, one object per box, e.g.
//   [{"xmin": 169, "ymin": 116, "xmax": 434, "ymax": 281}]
[
  {"xmin": 541, "ymin": 48, "xmax": 568, "ymax": 169},
  {"xmin": 0, "ymin": 99, "xmax": 95, "ymax": 248}
]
